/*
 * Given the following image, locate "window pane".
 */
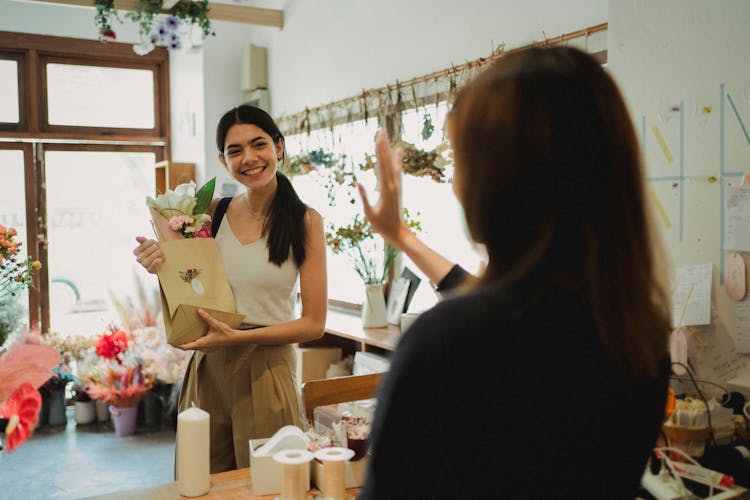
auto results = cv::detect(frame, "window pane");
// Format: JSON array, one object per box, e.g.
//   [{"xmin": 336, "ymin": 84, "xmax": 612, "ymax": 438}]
[
  {"xmin": 46, "ymin": 63, "xmax": 155, "ymax": 129},
  {"xmin": 400, "ymin": 102, "xmax": 485, "ymax": 312},
  {"xmin": 0, "ymin": 59, "xmax": 20, "ymax": 123},
  {"xmin": 45, "ymin": 150, "xmax": 157, "ymax": 334},
  {"xmin": 289, "ymin": 119, "xmax": 381, "ymax": 305},
  {"xmin": 0, "ymin": 149, "xmax": 30, "ymax": 340}
]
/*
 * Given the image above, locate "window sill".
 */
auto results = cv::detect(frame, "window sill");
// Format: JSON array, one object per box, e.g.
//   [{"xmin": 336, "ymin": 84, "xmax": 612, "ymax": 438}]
[{"xmin": 322, "ymin": 307, "xmax": 401, "ymax": 352}]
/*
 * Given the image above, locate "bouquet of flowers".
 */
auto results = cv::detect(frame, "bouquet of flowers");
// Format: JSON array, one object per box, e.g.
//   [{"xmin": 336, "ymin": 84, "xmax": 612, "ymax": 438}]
[
  {"xmin": 325, "ymin": 209, "xmax": 421, "ymax": 285},
  {"xmin": 0, "ymin": 225, "xmax": 42, "ymax": 299},
  {"xmin": 144, "ymin": 177, "xmax": 245, "ymax": 346},
  {"xmin": 146, "ymin": 178, "xmax": 215, "ymax": 241},
  {"xmin": 0, "ymin": 334, "xmax": 60, "ymax": 452},
  {"xmin": 78, "ymin": 326, "xmax": 154, "ymax": 408},
  {"xmin": 129, "ymin": 326, "xmax": 190, "ymax": 384}
]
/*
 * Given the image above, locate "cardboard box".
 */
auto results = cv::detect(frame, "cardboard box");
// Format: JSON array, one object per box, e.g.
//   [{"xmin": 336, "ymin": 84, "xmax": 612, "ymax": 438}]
[
  {"xmin": 249, "ymin": 437, "xmax": 311, "ymax": 495},
  {"xmin": 295, "ymin": 346, "xmax": 342, "ymax": 385},
  {"xmin": 311, "ymin": 455, "xmax": 369, "ymax": 489}
]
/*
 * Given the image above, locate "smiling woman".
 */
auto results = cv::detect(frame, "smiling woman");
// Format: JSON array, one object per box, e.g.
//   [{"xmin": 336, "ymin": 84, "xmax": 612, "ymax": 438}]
[{"xmin": 133, "ymin": 104, "xmax": 328, "ymax": 473}]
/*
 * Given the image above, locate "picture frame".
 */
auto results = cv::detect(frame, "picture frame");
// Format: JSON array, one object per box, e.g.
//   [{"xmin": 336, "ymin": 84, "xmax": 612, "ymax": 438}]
[{"xmin": 386, "ymin": 277, "xmax": 410, "ymax": 325}]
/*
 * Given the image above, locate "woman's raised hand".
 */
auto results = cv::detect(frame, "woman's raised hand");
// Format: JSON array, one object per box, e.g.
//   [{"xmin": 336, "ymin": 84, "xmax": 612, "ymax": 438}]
[
  {"xmin": 133, "ymin": 236, "xmax": 165, "ymax": 274},
  {"xmin": 358, "ymin": 129, "xmax": 408, "ymax": 248}
]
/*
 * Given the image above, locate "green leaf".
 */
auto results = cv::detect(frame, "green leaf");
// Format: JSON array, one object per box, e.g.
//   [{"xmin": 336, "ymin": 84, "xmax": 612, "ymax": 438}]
[{"xmin": 193, "ymin": 177, "xmax": 216, "ymax": 215}]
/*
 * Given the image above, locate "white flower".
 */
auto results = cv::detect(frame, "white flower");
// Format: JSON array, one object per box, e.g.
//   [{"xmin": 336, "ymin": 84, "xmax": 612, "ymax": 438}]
[{"xmin": 146, "ymin": 181, "xmax": 198, "ymax": 219}]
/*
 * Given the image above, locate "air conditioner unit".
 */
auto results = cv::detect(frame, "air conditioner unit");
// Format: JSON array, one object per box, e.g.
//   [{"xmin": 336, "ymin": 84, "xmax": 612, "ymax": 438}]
[{"xmin": 240, "ymin": 44, "xmax": 268, "ymax": 92}]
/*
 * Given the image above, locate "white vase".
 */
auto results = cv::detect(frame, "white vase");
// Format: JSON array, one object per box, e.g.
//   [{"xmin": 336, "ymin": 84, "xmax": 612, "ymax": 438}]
[
  {"xmin": 74, "ymin": 400, "xmax": 96, "ymax": 425},
  {"xmin": 362, "ymin": 283, "xmax": 387, "ymax": 328}
]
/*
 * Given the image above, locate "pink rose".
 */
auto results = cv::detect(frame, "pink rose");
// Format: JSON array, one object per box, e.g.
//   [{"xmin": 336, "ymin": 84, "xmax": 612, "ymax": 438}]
[
  {"xmin": 194, "ymin": 225, "xmax": 212, "ymax": 238},
  {"xmin": 168, "ymin": 215, "xmax": 193, "ymax": 231}
]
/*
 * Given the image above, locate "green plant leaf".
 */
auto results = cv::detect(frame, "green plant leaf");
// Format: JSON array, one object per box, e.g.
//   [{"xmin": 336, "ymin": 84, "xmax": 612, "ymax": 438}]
[{"xmin": 193, "ymin": 177, "xmax": 216, "ymax": 215}]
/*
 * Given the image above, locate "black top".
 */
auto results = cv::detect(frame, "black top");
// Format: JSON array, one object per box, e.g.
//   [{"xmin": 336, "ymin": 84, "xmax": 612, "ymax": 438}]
[{"xmin": 361, "ymin": 270, "xmax": 668, "ymax": 499}]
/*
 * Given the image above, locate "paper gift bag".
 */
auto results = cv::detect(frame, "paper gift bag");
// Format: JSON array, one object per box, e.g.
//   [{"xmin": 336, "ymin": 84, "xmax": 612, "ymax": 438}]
[{"xmin": 157, "ymin": 238, "xmax": 245, "ymax": 346}]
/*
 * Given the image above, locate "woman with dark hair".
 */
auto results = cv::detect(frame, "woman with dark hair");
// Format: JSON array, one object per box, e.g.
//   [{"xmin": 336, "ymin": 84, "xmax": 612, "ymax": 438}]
[
  {"xmin": 134, "ymin": 105, "xmax": 327, "ymax": 473},
  {"xmin": 358, "ymin": 47, "xmax": 670, "ymax": 498}
]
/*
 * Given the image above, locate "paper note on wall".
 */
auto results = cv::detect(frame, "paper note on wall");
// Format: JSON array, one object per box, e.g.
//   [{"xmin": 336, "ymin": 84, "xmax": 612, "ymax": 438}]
[
  {"xmin": 687, "ymin": 306, "xmax": 745, "ymax": 384},
  {"xmin": 672, "ymin": 263, "xmax": 713, "ymax": 327},
  {"xmin": 734, "ymin": 300, "xmax": 750, "ymax": 353},
  {"xmin": 725, "ymin": 186, "xmax": 750, "ymax": 251}
]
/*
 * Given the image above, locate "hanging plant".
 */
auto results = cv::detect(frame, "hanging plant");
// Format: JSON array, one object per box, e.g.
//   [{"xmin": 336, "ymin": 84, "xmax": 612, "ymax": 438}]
[
  {"xmin": 93, "ymin": 0, "xmax": 214, "ymax": 54},
  {"xmin": 94, "ymin": 0, "xmax": 122, "ymax": 41},
  {"xmin": 421, "ymin": 113, "xmax": 434, "ymax": 141},
  {"xmin": 360, "ymin": 142, "xmax": 447, "ymax": 183}
]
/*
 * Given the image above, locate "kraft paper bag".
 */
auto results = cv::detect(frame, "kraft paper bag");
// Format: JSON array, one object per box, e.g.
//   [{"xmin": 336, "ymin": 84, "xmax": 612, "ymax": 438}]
[{"xmin": 157, "ymin": 238, "xmax": 245, "ymax": 346}]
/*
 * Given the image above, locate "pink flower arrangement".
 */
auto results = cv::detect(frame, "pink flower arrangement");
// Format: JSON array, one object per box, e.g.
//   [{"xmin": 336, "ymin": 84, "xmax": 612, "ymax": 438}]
[{"xmin": 83, "ymin": 364, "xmax": 153, "ymax": 408}]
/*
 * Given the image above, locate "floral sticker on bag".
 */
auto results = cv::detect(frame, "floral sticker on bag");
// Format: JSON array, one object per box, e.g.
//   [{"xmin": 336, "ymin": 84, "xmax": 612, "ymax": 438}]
[{"xmin": 179, "ymin": 268, "xmax": 205, "ymax": 295}]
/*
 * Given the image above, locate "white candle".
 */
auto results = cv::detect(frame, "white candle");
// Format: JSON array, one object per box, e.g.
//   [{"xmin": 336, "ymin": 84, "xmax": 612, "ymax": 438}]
[{"xmin": 176, "ymin": 405, "xmax": 210, "ymax": 497}]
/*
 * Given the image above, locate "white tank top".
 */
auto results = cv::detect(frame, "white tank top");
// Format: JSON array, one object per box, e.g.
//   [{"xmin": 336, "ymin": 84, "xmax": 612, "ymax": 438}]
[{"xmin": 214, "ymin": 216, "xmax": 299, "ymax": 327}]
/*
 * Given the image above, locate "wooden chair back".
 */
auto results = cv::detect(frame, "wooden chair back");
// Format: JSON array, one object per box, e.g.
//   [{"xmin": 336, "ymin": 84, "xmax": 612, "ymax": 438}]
[{"xmin": 300, "ymin": 372, "xmax": 384, "ymax": 423}]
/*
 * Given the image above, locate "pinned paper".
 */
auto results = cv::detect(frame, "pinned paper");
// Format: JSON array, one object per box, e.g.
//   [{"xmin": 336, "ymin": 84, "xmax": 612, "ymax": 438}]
[
  {"xmin": 724, "ymin": 186, "xmax": 750, "ymax": 251},
  {"xmin": 652, "ymin": 125, "xmax": 674, "ymax": 163},
  {"xmin": 672, "ymin": 263, "xmax": 712, "ymax": 327}
]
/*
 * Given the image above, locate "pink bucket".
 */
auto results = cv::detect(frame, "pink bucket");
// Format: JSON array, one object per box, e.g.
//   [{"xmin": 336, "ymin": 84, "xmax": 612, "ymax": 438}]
[{"xmin": 110, "ymin": 405, "xmax": 138, "ymax": 436}]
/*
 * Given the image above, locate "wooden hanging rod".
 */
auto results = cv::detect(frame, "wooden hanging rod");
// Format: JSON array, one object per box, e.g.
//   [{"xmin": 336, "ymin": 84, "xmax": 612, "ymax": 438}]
[
  {"xmin": 25, "ymin": 0, "xmax": 284, "ymax": 28},
  {"xmin": 276, "ymin": 22, "xmax": 607, "ymax": 128}
]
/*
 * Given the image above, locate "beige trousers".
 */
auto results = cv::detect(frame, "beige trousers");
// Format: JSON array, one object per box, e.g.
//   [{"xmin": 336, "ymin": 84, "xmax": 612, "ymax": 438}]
[{"xmin": 178, "ymin": 343, "xmax": 302, "ymax": 473}]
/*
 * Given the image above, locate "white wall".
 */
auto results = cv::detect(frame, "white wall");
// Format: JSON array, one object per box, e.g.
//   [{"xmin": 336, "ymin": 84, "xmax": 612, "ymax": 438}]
[
  {"xmin": 265, "ymin": 0, "xmax": 607, "ymax": 116},
  {"xmin": 608, "ymin": 0, "xmax": 750, "ymax": 384},
  {"xmin": 0, "ymin": 0, "xmax": 607, "ymax": 184},
  {"xmin": 202, "ymin": 0, "xmax": 607, "ymax": 181}
]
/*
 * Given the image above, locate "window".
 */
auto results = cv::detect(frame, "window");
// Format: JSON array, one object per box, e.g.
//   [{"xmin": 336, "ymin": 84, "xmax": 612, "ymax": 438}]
[
  {"xmin": 0, "ymin": 31, "xmax": 169, "ymax": 334},
  {"xmin": 287, "ymin": 105, "xmax": 486, "ymax": 311},
  {"xmin": 46, "ymin": 63, "xmax": 155, "ymax": 129},
  {"xmin": 0, "ymin": 58, "xmax": 19, "ymax": 123},
  {"xmin": 287, "ymin": 119, "xmax": 381, "ymax": 305}
]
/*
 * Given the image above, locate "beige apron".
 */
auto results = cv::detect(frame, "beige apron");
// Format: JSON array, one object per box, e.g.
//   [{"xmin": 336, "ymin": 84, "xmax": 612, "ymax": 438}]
[{"xmin": 178, "ymin": 342, "xmax": 302, "ymax": 473}]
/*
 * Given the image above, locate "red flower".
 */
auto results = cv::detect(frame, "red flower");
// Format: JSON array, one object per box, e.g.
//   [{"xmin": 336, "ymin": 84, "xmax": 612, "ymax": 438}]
[
  {"xmin": 194, "ymin": 224, "xmax": 211, "ymax": 238},
  {"xmin": 101, "ymin": 29, "xmax": 116, "ymax": 41},
  {"xmin": 95, "ymin": 329, "xmax": 130, "ymax": 362},
  {"xmin": 0, "ymin": 382, "xmax": 42, "ymax": 453}
]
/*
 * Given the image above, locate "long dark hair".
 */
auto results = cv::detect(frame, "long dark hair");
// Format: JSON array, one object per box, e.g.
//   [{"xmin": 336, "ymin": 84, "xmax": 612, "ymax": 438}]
[
  {"xmin": 217, "ymin": 105, "xmax": 308, "ymax": 267},
  {"xmin": 449, "ymin": 47, "xmax": 670, "ymax": 382}
]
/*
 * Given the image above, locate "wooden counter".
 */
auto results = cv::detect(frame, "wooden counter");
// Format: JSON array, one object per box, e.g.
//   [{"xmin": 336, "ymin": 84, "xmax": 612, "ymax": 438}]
[{"xmin": 86, "ymin": 467, "xmax": 361, "ymax": 499}]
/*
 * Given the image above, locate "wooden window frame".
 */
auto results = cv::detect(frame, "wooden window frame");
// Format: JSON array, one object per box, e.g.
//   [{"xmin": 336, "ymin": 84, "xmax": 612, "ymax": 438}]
[
  {"xmin": 0, "ymin": 31, "xmax": 170, "ymax": 145},
  {"xmin": 0, "ymin": 30, "xmax": 170, "ymax": 334}
]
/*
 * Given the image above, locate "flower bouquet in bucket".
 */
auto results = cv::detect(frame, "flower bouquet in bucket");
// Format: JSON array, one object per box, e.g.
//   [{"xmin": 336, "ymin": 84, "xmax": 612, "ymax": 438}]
[{"xmin": 146, "ymin": 178, "xmax": 244, "ymax": 346}]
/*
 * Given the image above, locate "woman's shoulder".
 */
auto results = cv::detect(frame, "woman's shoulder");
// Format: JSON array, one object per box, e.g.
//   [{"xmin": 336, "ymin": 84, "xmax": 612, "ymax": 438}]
[
  {"xmin": 304, "ymin": 207, "xmax": 324, "ymax": 227},
  {"xmin": 207, "ymin": 196, "xmax": 233, "ymax": 217}
]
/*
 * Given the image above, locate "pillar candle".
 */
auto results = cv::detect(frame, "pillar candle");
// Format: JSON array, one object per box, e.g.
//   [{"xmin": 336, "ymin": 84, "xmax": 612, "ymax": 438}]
[{"xmin": 176, "ymin": 405, "xmax": 210, "ymax": 497}]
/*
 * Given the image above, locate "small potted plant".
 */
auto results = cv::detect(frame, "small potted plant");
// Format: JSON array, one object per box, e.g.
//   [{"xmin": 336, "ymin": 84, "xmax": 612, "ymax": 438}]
[{"xmin": 325, "ymin": 209, "xmax": 421, "ymax": 327}]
